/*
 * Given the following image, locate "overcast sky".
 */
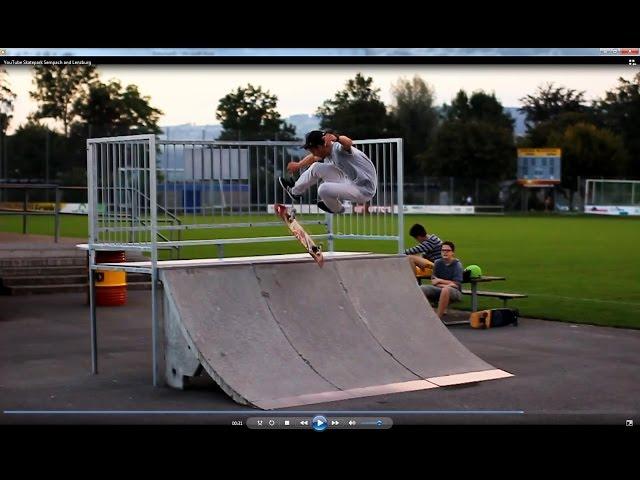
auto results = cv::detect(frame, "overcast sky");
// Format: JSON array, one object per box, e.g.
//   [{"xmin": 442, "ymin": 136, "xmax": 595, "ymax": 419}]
[{"xmin": 3, "ymin": 64, "xmax": 636, "ymax": 134}]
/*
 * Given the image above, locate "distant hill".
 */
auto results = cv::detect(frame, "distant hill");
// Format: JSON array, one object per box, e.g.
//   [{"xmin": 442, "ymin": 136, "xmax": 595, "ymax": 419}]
[
  {"xmin": 285, "ymin": 114, "xmax": 321, "ymax": 138},
  {"xmin": 504, "ymin": 107, "xmax": 527, "ymax": 137},
  {"xmin": 159, "ymin": 109, "xmax": 526, "ymax": 140},
  {"xmin": 158, "ymin": 115, "xmax": 319, "ymax": 141},
  {"xmin": 158, "ymin": 123, "xmax": 223, "ymax": 141}
]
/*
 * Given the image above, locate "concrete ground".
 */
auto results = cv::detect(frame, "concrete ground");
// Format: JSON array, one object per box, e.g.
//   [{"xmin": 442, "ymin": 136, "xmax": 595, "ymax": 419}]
[{"xmin": 1, "ymin": 289, "xmax": 639, "ymax": 427}]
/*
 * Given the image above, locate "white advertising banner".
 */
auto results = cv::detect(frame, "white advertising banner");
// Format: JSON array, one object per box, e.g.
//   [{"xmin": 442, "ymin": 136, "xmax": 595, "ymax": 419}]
[
  {"xmin": 60, "ymin": 203, "xmax": 89, "ymax": 214},
  {"xmin": 403, "ymin": 205, "xmax": 475, "ymax": 214},
  {"xmin": 267, "ymin": 204, "xmax": 354, "ymax": 214},
  {"xmin": 267, "ymin": 204, "xmax": 475, "ymax": 215},
  {"xmin": 585, "ymin": 205, "xmax": 640, "ymax": 216}
]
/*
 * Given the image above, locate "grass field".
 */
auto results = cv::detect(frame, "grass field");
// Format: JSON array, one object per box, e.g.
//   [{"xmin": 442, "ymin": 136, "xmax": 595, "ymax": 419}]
[{"xmin": 3, "ymin": 212, "xmax": 640, "ymax": 329}]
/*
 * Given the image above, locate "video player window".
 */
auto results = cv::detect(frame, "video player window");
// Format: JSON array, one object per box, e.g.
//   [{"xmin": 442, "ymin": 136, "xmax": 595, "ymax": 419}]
[{"xmin": 1, "ymin": 47, "xmax": 638, "ymax": 433}]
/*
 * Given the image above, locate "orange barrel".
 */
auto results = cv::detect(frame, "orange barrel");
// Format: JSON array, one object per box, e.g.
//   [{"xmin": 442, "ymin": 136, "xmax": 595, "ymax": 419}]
[{"xmin": 95, "ymin": 251, "xmax": 127, "ymax": 306}]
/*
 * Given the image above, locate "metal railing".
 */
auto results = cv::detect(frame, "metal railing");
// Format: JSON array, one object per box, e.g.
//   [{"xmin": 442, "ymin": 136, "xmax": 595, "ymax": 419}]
[
  {"xmin": 0, "ymin": 183, "xmax": 87, "ymax": 242},
  {"xmin": 86, "ymin": 135, "xmax": 405, "ymax": 256},
  {"xmin": 86, "ymin": 134, "xmax": 404, "ymax": 386}
]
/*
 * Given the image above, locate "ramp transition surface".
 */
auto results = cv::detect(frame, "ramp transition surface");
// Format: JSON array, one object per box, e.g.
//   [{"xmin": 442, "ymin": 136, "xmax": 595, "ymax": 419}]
[{"xmin": 160, "ymin": 254, "xmax": 511, "ymax": 409}]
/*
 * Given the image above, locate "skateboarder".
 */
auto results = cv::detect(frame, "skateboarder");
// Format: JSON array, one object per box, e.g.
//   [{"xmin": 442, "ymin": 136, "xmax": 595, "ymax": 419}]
[{"xmin": 279, "ymin": 130, "xmax": 377, "ymax": 214}]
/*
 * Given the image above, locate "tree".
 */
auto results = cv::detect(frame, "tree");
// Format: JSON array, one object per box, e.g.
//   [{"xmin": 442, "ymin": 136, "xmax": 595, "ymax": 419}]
[
  {"xmin": 0, "ymin": 68, "xmax": 16, "ymax": 135},
  {"xmin": 519, "ymin": 83, "xmax": 588, "ymax": 128},
  {"xmin": 30, "ymin": 65, "xmax": 98, "ymax": 136},
  {"xmin": 4, "ymin": 121, "xmax": 71, "ymax": 181},
  {"xmin": 549, "ymin": 122, "xmax": 628, "ymax": 205},
  {"xmin": 72, "ymin": 80, "xmax": 163, "ymax": 138},
  {"xmin": 518, "ymin": 111, "xmax": 594, "ymax": 148},
  {"xmin": 596, "ymin": 73, "xmax": 640, "ymax": 177},
  {"xmin": 423, "ymin": 90, "xmax": 515, "ymax": 179},
  {"xmin": 1, "ymin": 68, "xmax": 17, "ymax": 182},
  {"xmin": 316, "ymin": 73, "xmax": 390, "ymax": 139},
  {"xmin": 425, "ymin": 120, "xmax": 516, "ymax": 179},
  {"xmin": 215, "ymin": 84, "xmax": 296, "ymax": 140},
  {"xmin": 389, "ymin": 75, "xmax": 438, "ymax": 175},
  {"xmin": 444, "ymin": 90, "xmax": 514, "ymax": 129}
]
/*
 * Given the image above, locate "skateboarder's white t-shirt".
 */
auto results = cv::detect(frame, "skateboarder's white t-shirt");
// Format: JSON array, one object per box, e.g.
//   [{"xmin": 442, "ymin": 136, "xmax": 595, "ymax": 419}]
[{"xmin": 326, "ymin": 142, "xmax": 377, "ymax": 199}]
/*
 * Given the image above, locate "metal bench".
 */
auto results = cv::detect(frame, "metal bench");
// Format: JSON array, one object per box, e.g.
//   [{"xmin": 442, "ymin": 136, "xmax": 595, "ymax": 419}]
[
  {"xmin": 417, "ymin": 273, "xmax": 526, "ymax": 312},
  {"xmin": 461, "ymin": 289, "xmax": 528, "ymax": 307}
]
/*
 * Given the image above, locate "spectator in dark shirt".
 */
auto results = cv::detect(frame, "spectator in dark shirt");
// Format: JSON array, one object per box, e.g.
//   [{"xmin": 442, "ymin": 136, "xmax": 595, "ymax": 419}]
[
  {"xmin": 421, "ymin": 241, "xmax": 463, "ymax": 319},
  {"xmin": 405, "ymin": 223, "xmax": 443, "ymax": 278}
]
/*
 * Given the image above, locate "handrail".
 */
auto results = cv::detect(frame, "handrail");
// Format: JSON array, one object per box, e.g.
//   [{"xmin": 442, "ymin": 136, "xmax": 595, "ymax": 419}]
[
  {"xmin": 0, "ymin": 183, "xmax": 87, "ymax": 242},
  {"xmin": 129, "ymin": 186, "xmax": 182, "ymax": 259}
]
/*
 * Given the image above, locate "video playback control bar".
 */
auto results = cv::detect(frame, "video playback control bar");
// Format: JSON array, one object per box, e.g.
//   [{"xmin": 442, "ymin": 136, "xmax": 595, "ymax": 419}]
[{"xmin": 247, "ymin": 416, "xmax": 393, "ymax": 430}]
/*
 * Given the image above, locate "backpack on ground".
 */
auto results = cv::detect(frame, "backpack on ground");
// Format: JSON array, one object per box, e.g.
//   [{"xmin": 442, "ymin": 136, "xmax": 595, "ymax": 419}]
[{"xmin": 470, "ymin": 308, "xmax": 519, "ymax": 329}]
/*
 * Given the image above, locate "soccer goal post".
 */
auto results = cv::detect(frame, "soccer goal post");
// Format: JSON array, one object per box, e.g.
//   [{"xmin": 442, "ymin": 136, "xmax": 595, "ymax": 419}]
[{"xmin": 584, "ymin": 179, "xmax": 640, "ymax": 216}]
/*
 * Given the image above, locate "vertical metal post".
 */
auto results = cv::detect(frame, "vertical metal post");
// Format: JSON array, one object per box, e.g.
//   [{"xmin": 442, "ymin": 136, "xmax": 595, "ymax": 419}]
[
  {"xmin": 45, "ymin": 131, "xmax": 50, "ymax": 200},
  {"xmin": 54, "ymin": 187, "xmax": 60, "ymax": 243},
  {"xmin": 89, "ymin": 249, "xmax": 98, "ymax": 374},
  {"xmin": 22, "ymin": 189, "xmax": 28, "ymax": 234},
  {"xmin": 449, "ymin": 177, "xmax": 454, "ymax": 205},
  {"xmin": 396, "ymin": 139, "xmax": 404, "ymax": 254},
  {"xmin": 578, "ymin": 176, "xmax": 582, "ymax": 212},
  {"xmin": 375, "ymin": 145, "xmax": 380, "ymax": 236},
  {"xmin": 149, "ymin": 135, "xmax": 159, "ymax": 387},
  {"xmin": 106, "ymin": 143, "xmax": 112, "ymax": 244},
  {"xmin": 471, "ymin": 281, "xmax": 478, "ymax": 312},
  {"xmin": 116, "ymin": 143, "xmax": 121, "ymax": 244},
  {"xmin": 87, "ymin": 141, "xmax": 98, "ymax": 374},
  {"xmin": 423, "ymin": 177, "xmax": 427, "ymax": 205},
  {"xmin": 326, "ymin": 213, "xmax": 334, "ymax": 252},
  {"xmin": 382, "ymin": 144, "xmax": 387, "ymax": 237}
]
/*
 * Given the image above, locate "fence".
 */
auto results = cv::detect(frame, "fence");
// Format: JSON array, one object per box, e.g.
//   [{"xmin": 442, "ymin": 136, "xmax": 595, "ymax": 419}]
[
  {"xmin": 87, "ymin": 135, "xmax": 405, "ymax": 257},
  {"xmin": 0, "ymin": 183, "xmax": 88, "ymax": 242},
  {"xmin": 403, "ymin": 177, "xmax": 505, "ymax": 206},
  {"xmin": 86, "ymin": 134, "xmax": 404, "ymax": 385}
]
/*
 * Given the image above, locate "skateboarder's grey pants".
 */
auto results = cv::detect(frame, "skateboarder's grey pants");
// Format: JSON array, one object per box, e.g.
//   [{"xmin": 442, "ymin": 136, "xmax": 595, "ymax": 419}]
[{"xmin": 291, "ymin": 162, "xmax": 371, "ymax": 213}]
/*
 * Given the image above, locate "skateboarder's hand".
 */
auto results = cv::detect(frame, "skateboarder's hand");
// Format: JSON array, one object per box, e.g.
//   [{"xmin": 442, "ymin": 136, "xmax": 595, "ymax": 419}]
[{"xmin": 287, "ymin": 161, "xmax": 301, "ymax": 173}]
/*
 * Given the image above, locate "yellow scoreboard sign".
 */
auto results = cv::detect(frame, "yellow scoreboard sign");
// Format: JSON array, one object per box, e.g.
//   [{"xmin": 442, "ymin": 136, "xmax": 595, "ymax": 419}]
[{"xmin": 517, "ymin": 148, "xmax": 561, "ymax": 186}]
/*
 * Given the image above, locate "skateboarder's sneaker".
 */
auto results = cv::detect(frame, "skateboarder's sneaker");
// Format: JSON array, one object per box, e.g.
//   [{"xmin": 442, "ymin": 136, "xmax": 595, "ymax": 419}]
[
  {"xmin": 317, "ymin": 200, "xmax": 345, "ymax": 214},
  {"xmin": 279, "ymin": 176, "xmax": 302, "ymax": 201}
]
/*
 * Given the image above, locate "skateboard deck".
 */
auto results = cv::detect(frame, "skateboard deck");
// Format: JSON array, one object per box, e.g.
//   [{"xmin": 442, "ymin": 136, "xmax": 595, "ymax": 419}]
[{"xmin": 274, "ymin": 203, "xmax": 324, "ymax": 267}]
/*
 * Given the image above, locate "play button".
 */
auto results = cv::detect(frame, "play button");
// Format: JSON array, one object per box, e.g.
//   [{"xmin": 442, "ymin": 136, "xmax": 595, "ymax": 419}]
[{"xmin": 312, "ymin": 415, "xmax": 328, "ymax": 431}]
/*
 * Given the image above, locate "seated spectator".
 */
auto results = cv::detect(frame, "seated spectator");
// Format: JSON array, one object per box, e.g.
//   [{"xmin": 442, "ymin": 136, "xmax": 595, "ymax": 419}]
[
  {"xmin": 421, "ymin": 241, "xmax": 463, "ymax": 319},
  {"xmin": 405, "ymin": 223, "xmax": 443, "ymax": 278}
]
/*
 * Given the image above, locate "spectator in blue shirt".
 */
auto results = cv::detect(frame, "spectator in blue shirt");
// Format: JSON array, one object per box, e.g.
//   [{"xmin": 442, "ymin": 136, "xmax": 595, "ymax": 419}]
[{"xmin": 421, "ymin": 241, "xmax": 463, "ymax": 319}]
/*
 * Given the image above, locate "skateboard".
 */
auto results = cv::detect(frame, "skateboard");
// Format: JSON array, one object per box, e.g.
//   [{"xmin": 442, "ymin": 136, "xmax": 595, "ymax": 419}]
[{"xmin": 274, "ymin": 203, "xmax": 324, "ymax": 267}]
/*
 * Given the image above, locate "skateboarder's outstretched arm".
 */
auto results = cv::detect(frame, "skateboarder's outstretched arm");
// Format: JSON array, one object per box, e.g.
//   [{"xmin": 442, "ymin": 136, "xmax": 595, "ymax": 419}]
[
  {"xmin": 287, "ymin": 153, "xmax": 322, "ymax": 173},
  {"xmin": 324, "ymin": 131, "xmax": 353, "ymax": 152}
]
